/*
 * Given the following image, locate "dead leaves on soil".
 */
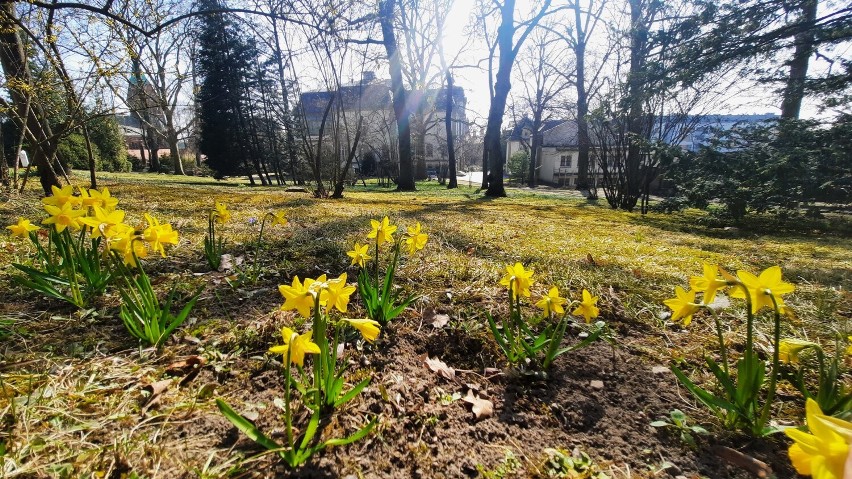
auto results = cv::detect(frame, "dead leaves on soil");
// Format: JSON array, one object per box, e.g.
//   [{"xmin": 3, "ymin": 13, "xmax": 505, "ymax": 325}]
[
  {"xmin": 462, "ymin": 389, "xmax": 493, "ymax": 419},
  {"xmin": 422, "ymin": 354, "xmax": 455, "ymax": 381},
  {"xmin": 421, "ymin": 354, "xmax": 493, "ymax": 420}
]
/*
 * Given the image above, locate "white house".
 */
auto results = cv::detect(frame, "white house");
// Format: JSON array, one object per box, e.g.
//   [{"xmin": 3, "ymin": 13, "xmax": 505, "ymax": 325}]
[
  {"xmin": 506, "ymin": 113, "xmax": 779, "ymax": 187},
  {"xmin": 506, "ymin": 118, "xmax": 586, "ymax": 187}
]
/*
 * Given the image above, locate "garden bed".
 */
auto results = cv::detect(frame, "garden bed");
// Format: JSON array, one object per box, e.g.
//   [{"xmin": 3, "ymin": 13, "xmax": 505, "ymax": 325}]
[{"xmin": 1, "ymin": 174, "xmax": 849, "ymax": 478}]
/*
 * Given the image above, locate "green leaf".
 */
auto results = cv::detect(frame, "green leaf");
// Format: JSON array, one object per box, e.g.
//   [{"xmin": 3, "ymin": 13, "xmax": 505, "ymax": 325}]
[{"xmin": 215, "ymin": 399, "xmax": 282, "ymax": 452}]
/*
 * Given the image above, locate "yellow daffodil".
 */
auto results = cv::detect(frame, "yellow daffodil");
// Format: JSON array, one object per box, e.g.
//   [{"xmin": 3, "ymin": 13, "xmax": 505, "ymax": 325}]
[
  {"xmin": 404, "ymin": 222, "xmax": 428, "ymax": 254},
  {"xmin": 42, "ymin": 185, "xmax": 80, "ymax": 208},
  {"xmin": 572, "ymin": 289, "xmax": 600, "ymax": 323},
  {"xmin": 268, "ymin": 327, "xmax": 321, "ymax": 366},
  {"xmin": 689, "ymin": 263, "xmax": 729, "ymax": 305},
  {"xmin": 847, "ymin": 336, "xmax": 852, "ymax": 357},
  {"xmin": 80, "ymin": 206, "xmax": 126, "ymax": 238},
  {"xmin": 279, "ymin": 276, "xmax": 318, "ymax": 318},
  {"xmin": 322, "ymin": 273, "xmax": 356, "ymax": 313},
  {"xmin": 270, "ymin": 211, "xmax": 287, "ymax": 226},
  {"xmin": 143, "ymin": 213, "xmax": 179, "ymax": 257},
  {"xmin": 347, "ymin": 242, "xmax": 372, "ymax": 268},
  {"xmin": 80, "ymin": 187, "xmax": 119, "ymax": 211},
  {"xmin": 536, "ymin": 286, "xmax": 567, "ymax": 316},
  {"xmin": 778, "ymin": 338, "xmax": 819, "ymax": 365},
  {"xmin": 7, "ymin": 218, "xmax": 39, "ymax": 237},
  {"xmin": 730, "ymin": 266, "xmax": 795, "ymax": 314},
  {"xmin": 499, "ymin": 262, "xmax": 534, "ymax": 299},
  {"xmin": 42, "ymin": 202, "xmax": 86, "ymax": 233},
  {"xmin": 78, "ymin": 187, "xmax": 99, "ymax": 208},
  {"xmin": 368, "ymin": 216, "xmax": 397, "ymax": 246},
  {"xmin": 109, "ymin": 228, "xmax": 148, "ymax": 267},
  {"xmin": 786, "ymin": 398, "xmax": 852, "ymax": 478},
  {"xmin": 343, "ymin": 318, "xmax": 381, "ymax": 342},
  {"xmin": 664, "ymin": 286, "xmax": 702, "ymax": 326},
  {"xmin": 212, "ymin": 202, "xmax": 231, "ymax": 224}
]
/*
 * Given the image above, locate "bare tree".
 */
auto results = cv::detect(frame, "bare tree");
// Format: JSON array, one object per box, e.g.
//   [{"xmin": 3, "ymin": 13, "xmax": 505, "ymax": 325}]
[
  {"xmin": 512, "ymin": 26, "xmax": 569, "ymax": 188},
  {"xmin": 477, "ymin": 0, "xmax": 560, "ymax": 197}
]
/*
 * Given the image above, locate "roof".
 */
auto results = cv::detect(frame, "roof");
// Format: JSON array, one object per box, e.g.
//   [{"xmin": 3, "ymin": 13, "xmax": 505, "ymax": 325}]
[
  {"xmin": 299, "ymin": 82, "xmax": 465, "ymax": 118},
  {"xmin": 542, "ymin": 121, "xmax": 579, "ymax": 147},
  {"xmin": 508, "ymin": 117, "xmax": 565, "ymax": 141}
]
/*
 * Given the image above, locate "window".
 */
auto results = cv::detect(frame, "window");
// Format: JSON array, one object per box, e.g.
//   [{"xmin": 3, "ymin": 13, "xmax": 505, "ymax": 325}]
[
  {"xmin": 426, "ymin": 144, "xmax": 434, "ymax": 157},
  {"xmin": 560, "ymin": 154, "xmax": 573, "ymax": 168}
]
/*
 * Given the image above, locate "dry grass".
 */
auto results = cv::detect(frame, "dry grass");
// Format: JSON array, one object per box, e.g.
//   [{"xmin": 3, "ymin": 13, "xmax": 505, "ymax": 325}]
[{"xmin": 0, "ymin": 172, "xmax": 849, "ymax": 478}]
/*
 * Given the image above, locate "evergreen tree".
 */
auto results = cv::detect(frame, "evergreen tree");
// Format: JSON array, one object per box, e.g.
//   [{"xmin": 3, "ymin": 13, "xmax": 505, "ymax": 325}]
[{"xmin": 194, "ymin": 0, "xmax": 256, "ymax": 180}]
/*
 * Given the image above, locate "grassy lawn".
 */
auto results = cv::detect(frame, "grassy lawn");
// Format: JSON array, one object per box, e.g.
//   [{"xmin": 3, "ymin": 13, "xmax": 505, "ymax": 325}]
[{"xmin": 0, "ymin": 171, "xmax": 849, "ymax": 478}]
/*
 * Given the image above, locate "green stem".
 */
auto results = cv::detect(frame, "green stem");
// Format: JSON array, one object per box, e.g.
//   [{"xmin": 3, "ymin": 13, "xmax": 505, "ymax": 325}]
[
  {"xmin": 758, "ymin": 293, "xmax": 783, "ymax": 432},
  {"xmin": 312, "ymin": 293, "xmax": 326, "ymax": 408},
  {"xmin": 285, "ymin": 345, "xmax": 294, "ymax": 451},
  {"xmin": 253, "ymin": 213, "xmax": 272, "ymax": 278},
  {"xmin": 710, "ymin": 309, "xmax": 729, "ymax": 376},
  {"xmin": 374, "ymin": 239, "xmax": 380, "ymax": 290}
]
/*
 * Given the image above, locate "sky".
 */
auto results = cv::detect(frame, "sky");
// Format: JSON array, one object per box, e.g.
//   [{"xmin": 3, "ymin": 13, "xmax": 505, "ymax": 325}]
[{"xmin": 422, "ymin": 1, "xmax": 835, "ymax": 125}]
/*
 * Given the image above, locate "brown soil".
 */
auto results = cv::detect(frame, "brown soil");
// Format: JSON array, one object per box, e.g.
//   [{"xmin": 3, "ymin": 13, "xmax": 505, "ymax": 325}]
[{"xmin": 127, "ymin": 313, "xmax": 795, "ymax": 479}]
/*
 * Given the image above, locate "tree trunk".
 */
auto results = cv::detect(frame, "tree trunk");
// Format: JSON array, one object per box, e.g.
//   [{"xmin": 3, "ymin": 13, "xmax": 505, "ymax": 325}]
[
  {"xmin": 483, "ymin": 1, "xmax": 519, "ymax": 198},
  {"xmin": 0, "ymin": 3, "xmax": 61, "ymax": 195},
  {"xmin": 528, "ymin": 107, "xmax": 541, "ymax": 188},
  {"xmin": 167, "ymin": 132, "xmax": 185, "ymax": 175},
  {"xmin": 445, "ymin": 72, "xmax": 458, "ymax": 189},
  {"xmin": 780, "ymin": 0, "xmax": 818, "ymax": 119},
  {"xmin": 573, "ymin": 1, "xmax": 591, "ymax": 190},
  {"xmin": 0, "ymin": 123, "xmax": 7, "ymax": 188},
  {"xmin": 623, "ymin": 0, "xmax": 649, "ymax": 212},
  {"xmin": 82, "ymin": 123, "xmax": 98, "ymax": 189},
  {"xmin": 379, "ymin": 0, "xmax": 416, "ymax": 191}
]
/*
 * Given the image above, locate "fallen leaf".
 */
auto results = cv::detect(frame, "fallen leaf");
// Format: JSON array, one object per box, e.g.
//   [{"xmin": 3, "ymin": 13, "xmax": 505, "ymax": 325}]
[
  {"xmin": 218, "ymin": 254, "xmax": 244, "ymax": 272},
  {"xmin": 140, "ymin": 379, "xmax": 172, "ymax": 413},
  {"xmin": 164, "ymin": 356, "xmax": 206, "ymax": 377},
  {"xmin": 423, "ymin": 308, "xmax": 450, "ymax": 328},
  {"xmin": 463, "ymin": 389, "xmax": 493, "ymax": 419},
  {"xmin": 422, "ymin": 354, "xmax": 455, "ymax": 381}
]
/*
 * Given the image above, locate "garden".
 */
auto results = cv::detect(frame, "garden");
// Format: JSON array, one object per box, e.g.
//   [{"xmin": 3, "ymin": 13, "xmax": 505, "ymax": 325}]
[{"xmin": 1, "ymin": 173, "xmax": 850, "ymax": 478}]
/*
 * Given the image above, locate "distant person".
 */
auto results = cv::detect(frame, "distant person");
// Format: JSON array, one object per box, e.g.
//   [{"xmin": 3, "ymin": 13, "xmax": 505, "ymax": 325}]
[{"xmin": 18, "ymin": 150, "xmax": 29, "ymax": 167}]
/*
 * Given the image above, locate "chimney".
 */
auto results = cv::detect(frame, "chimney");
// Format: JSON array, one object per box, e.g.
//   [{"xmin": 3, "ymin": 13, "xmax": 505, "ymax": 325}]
[{"xmin": 361, "ymin": 71, "xmax": 376, "ymax": 84}]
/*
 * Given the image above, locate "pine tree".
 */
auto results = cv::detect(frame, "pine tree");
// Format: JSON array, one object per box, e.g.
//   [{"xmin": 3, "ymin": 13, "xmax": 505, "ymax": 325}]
[{"xmin": 194, "ymin": 0, "xmax": 255, "ymax": 180}]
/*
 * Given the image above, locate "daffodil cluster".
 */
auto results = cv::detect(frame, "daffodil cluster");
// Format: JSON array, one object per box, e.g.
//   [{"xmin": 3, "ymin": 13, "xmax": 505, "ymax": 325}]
[
  {"xmin": 225, "ymin": 269, "xmax": 381, "ymax": 468},
  {"xmin": 777, "ymin": 336, "xmax": 852, "ymax": 418},
  {"xmin": 491, "ymin": 262, "xmax": 608, "ymax": 371},
  {"xmin": 276, "ymin": 271, "xmax": 381, "ymax": 409},
  {"xmin": 667, "ymin": 263, "xmax": 799, "ymax": 436},
  {"xmin": 664, "ymin": 263, "xmax": 795, "ymax": 327},
  {"xmin": 349, "ymin": 216, "xmax": 425, "ymax": 325},
  {"xmin": 6, "ymin": 185, "xmax": 180, "ymax": 307}
]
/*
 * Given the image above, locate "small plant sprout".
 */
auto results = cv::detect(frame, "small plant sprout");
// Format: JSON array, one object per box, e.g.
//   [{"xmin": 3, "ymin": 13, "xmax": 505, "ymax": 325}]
[
  {"xmin": 650, "ymin": 409, "xmax": 709, "ymax": 448},
  {"xmin": 543, "ymin": 448, "xmax": 609, "ymax": 479},
  {"xmin": 353, "ymin": 216, "xmax": 423, "ymax": 325},
  {"xmin": 667, "ymin": 263, "xmax": 796, "ymax": 436},
  {"xmin": 204, "ymin": 202, "xmax": 230, "ymax": 270},
  {"xmin": 487, "ymin": 263, "xmax": 609, "ymax": 372}
]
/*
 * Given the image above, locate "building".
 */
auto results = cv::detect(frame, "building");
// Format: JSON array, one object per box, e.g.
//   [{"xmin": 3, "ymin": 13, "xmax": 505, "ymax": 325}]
[
  {"xmin": 297, "ymin": 72, "xmax": 468, "ymax": 175},
  {"xmin": 506, "ymin": 113, "xmax": 778, "ymax": 187},
  {"xmin": 505, "ymin": 118, "xmax": 587, "ymax": 187}
]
